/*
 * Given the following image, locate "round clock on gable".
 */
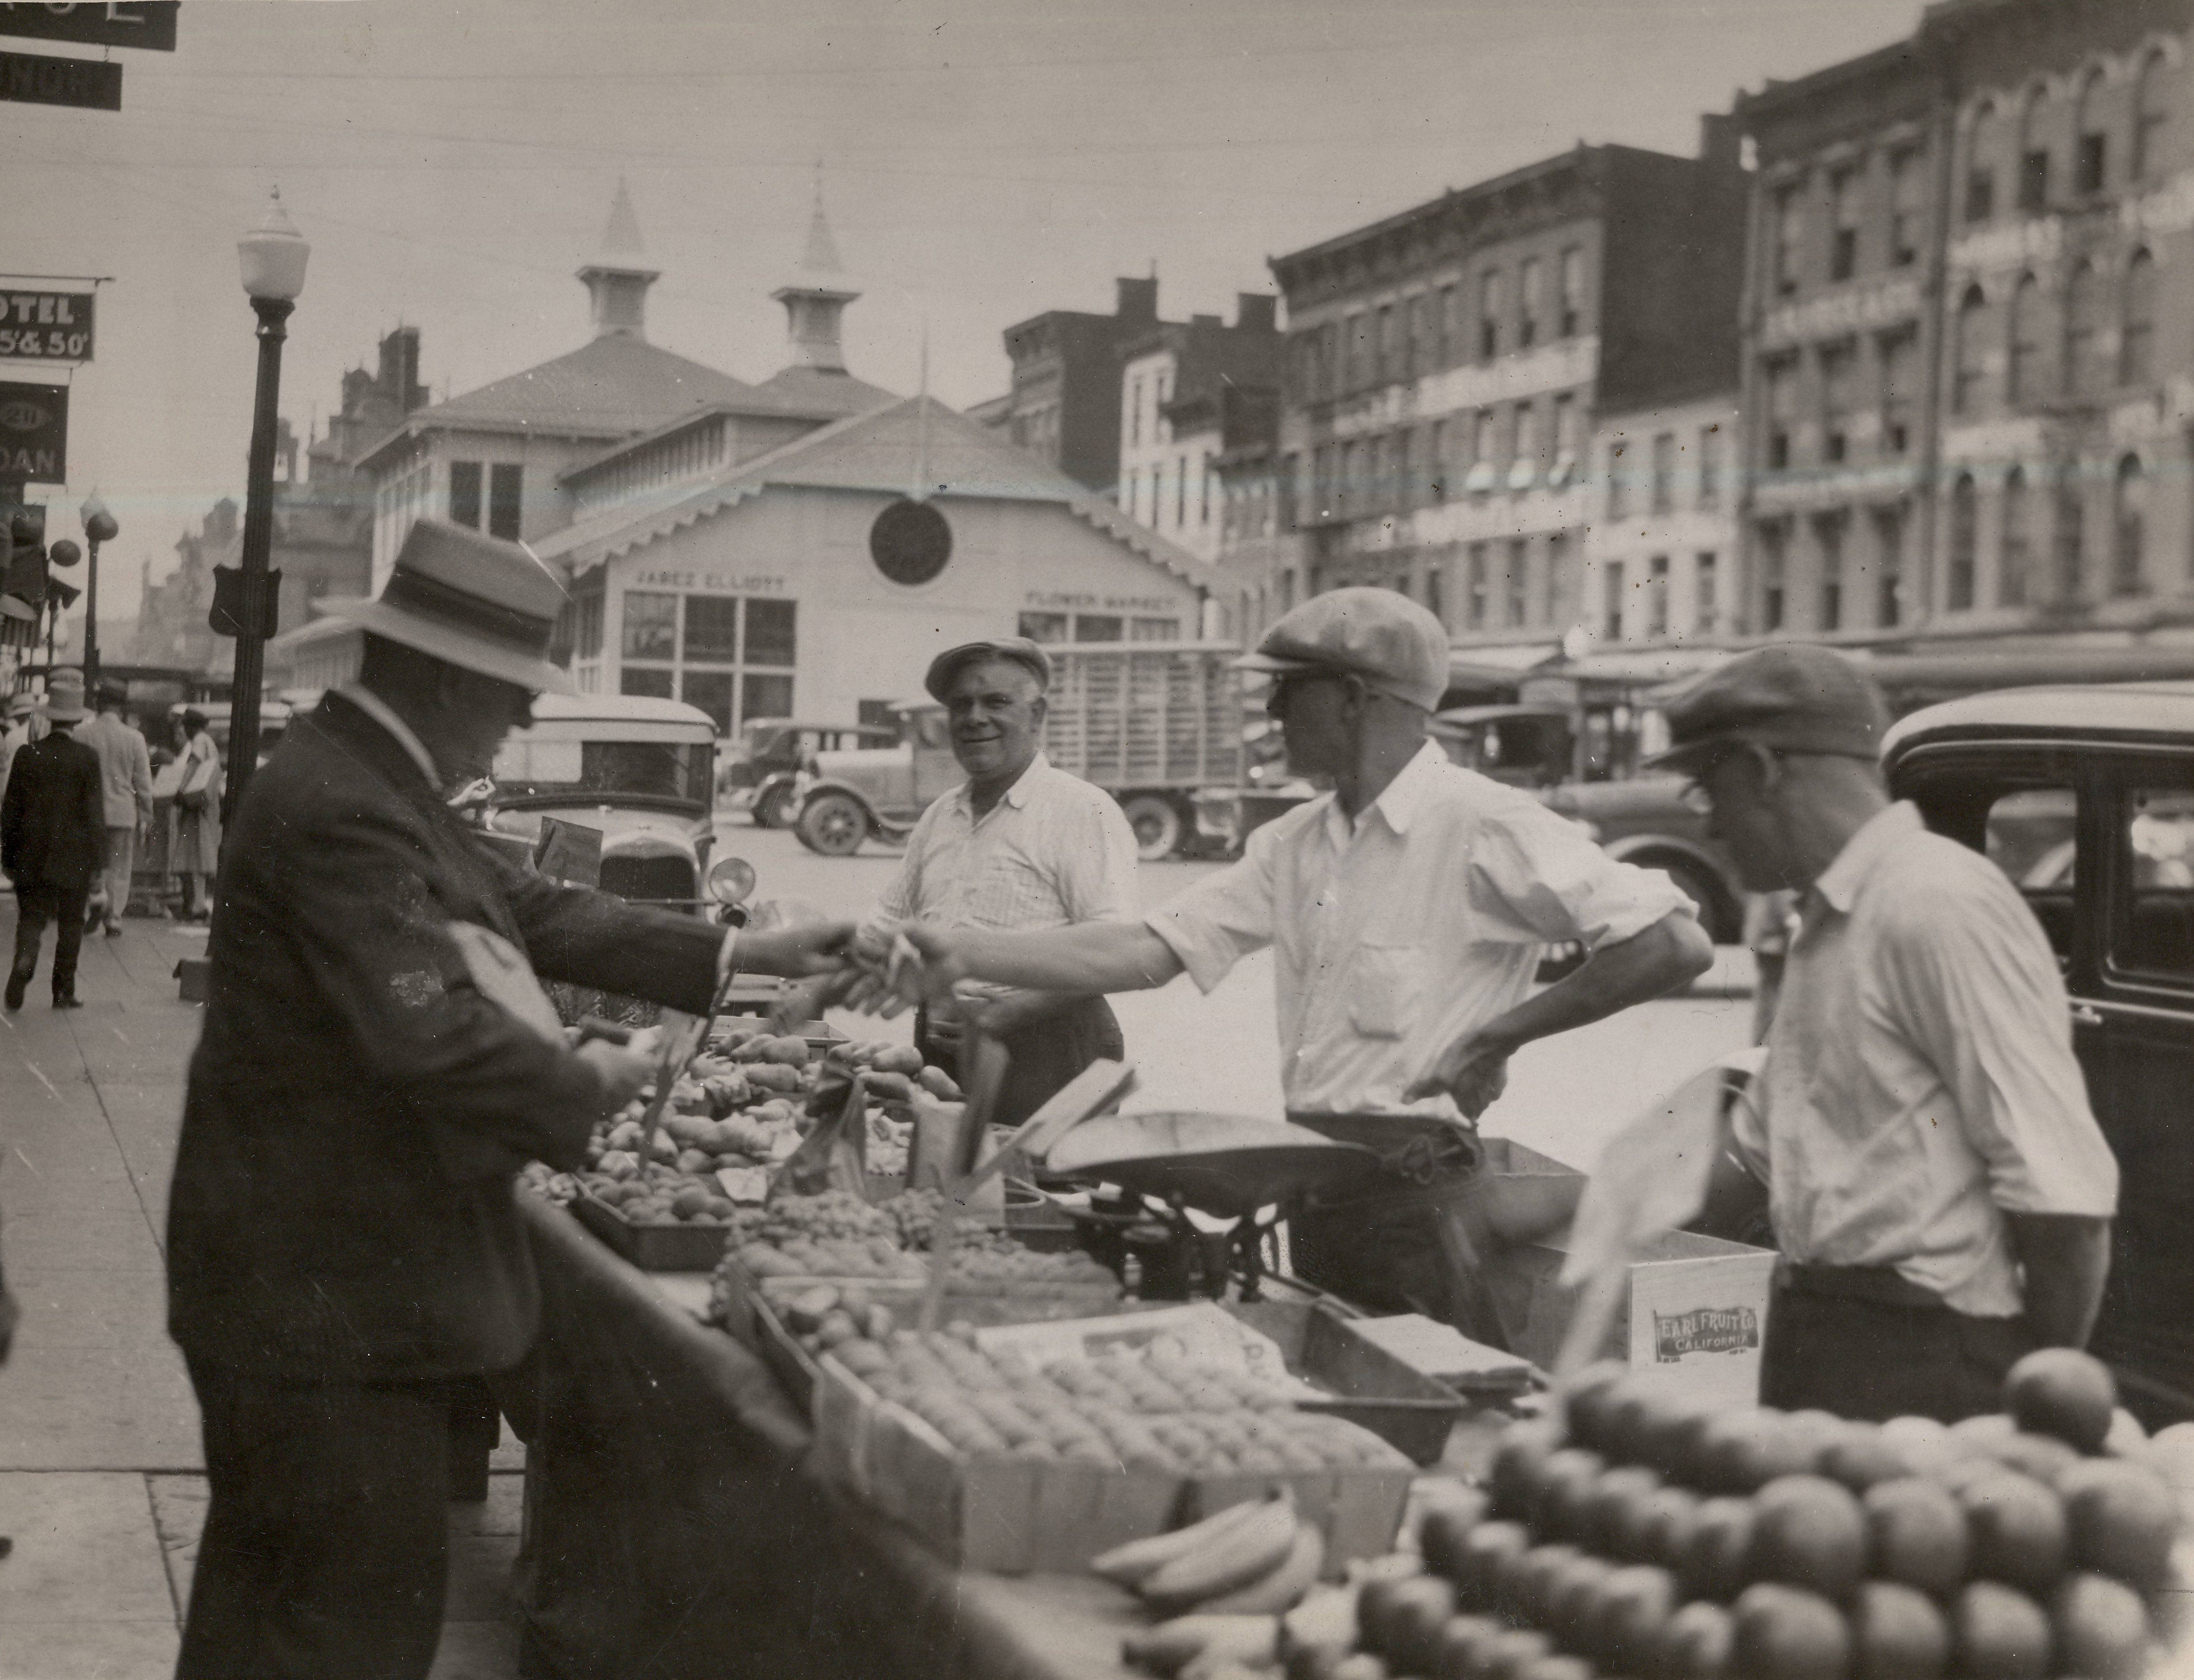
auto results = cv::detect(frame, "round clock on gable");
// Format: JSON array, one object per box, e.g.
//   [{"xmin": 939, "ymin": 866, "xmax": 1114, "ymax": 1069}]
[{"xmin": 869, "ymin": 498, "xmax": 952, "ymax": 587}]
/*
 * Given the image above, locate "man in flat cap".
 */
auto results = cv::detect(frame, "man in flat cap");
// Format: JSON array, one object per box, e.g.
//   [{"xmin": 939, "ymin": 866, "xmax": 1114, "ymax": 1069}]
[
  {"xmin": 1664, "ymin": 644, "xmax": 2116, "ymax": 1421},
  {"xmin": 852, "ymin": 636, "xmax": 1140, "ymax": 1127},
  {"xmin": 167, "ymin": 519, "xmax": 856, "ymax": 1680},
  {"xmin": 872, "ymin": 590, "xmax": 1712, "ymax": 1320}
]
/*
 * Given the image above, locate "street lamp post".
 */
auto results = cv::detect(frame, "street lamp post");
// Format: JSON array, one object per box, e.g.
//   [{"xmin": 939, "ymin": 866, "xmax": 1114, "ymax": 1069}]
[
  {"xmin": 80, "ymin": 492, "xmax": 116, "ymax": 698},
  {"xmin": 227, "ymin": 189, "xmax": 309, "ymax": 825}
]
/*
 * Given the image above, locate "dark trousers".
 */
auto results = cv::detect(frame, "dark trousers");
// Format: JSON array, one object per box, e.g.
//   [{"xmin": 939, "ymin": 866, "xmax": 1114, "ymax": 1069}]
[
  {"xmin": 10, "ymin": 880, "xmax": 89, "ymax": 1000},
  {"xmin": 916, "ymin": 995, "xmax": 1124, "ymax": 1132},
  {"xmin": 177, "ymin": 1358, "xmax": 506, "ymax": 1680},
  {"xmin": 1760, "ymin": 1277, "xmax": 2035, "ymax": 1423}
]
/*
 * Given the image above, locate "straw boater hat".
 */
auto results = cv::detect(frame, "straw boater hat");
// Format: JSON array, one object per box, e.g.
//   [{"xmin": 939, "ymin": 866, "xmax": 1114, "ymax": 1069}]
[
  {"xmin": 324, "ymin": 517, "xmax": 576, "ymax": 695},
  {"xmin": 41, "ymin": 668, "xmax": 86, "ymax": 724}
]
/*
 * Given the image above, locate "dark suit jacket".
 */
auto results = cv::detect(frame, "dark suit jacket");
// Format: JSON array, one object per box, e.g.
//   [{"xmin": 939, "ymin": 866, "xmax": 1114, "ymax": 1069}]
[
  {"xmin": 167, "ymin": 692, "xmax": 724, "ymax": 1381},
  {"xmin": 0, "ymin": 727, "xmax": 106, "ymax": 890}
]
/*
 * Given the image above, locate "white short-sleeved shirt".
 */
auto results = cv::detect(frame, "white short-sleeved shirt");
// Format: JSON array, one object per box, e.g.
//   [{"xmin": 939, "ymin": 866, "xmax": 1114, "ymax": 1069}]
[
  {"xmin": 1730, "ymin": 801, "xmax": 2119, "ymax": 1317},
  {"xmin": 1146, "ymin": 741, "xmax": 1696, "ymax": 1120},
  {"xmin": 866, "ymin": 753, "xmax": 1139, "ymax": 942}
]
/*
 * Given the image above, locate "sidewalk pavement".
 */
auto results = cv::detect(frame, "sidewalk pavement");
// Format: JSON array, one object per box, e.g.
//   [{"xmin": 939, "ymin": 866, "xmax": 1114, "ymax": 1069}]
[{"xmin": 0, "ymin": 900, "xmax": 523, "ymax": 1680}]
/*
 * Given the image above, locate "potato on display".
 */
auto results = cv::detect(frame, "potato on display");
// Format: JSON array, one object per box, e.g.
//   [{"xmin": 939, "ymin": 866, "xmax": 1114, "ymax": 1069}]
[{"xmin": 872, "ymin": 1044, "xmax": 925, "ymax": 1076}]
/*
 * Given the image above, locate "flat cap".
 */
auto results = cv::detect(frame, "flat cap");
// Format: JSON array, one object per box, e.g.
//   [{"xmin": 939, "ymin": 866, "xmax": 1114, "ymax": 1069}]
[
  {"xmin": 1648, "ymin": 644, "xmax": 1889, "ymax": 773},
  {"xmin": 1236, "ymin": 587, "xmax": 1449, "ymax": 712},
  {"xmin": 924, "ymin": 637, "xmax": 1053, "ymax": 703}
]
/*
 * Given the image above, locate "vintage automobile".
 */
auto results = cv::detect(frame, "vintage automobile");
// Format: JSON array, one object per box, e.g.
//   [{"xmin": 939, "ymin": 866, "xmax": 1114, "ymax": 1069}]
[
  {"xmin": 721, "ymin": 717, "xmax": 900, "ymax": 830},
  {"xmin": 458, "ymin": 693, "xmax": 754, "ymax": 921},
  {"xmin": 791, "ymin": 701, "xmax": 958, "ymax": 856},
  {"xmin": 1884, "ymin": 682, "xmax": 2194, "ymax": 1426}
]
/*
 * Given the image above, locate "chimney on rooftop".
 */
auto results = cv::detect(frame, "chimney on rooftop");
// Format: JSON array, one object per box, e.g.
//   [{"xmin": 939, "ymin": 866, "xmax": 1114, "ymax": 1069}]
[
  {"xmin": 1699, "ymin": 111, "xmax": 1740, "ymax": 169},
  {"xmin": 1235, "ymin": 294, "xmax": 1278, "ymax": 334},
  {"xmin": 1115, "ymin": 276, "xmax": 1158, "ymax": 324}
]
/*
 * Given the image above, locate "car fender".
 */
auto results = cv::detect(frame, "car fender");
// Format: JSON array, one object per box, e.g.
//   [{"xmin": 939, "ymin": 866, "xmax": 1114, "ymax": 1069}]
[
  {"xmin": 797, "ymin": 777, "xmax": 884, "ymax": 831},
  {"xmin": 1601, "ymin": 832, "xmax": 1744, "ymax": 939}
]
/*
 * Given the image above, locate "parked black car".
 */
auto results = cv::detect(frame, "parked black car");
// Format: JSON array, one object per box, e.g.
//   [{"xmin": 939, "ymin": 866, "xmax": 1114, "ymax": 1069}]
[{"xmin": 1884, "ymin": 682, "xmax": 2194, "ymax": 1426}]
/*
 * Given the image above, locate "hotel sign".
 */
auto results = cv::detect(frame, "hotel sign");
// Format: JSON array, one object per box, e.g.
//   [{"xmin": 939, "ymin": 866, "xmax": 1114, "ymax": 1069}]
[
  {"xmin": 0, "ymin": 290, "xmax": 93, "ymax": 362},
  {"xmin": 0, "ymin": 4, "xmax": 177, "ymax": 51},
  {"xmin": 1761, "ymin": 277, "xmax": 1921, "ymax": 351}
]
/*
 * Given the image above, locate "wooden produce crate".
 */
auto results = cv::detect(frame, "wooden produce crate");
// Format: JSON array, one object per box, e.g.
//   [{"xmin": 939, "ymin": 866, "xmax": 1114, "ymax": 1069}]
[
  {"xmin": 570, "ymin": 1191, "xmax": 735, "ymax": 1272},
  {"xmin": 713, "ymin": 1255, "xmax": 1124, "ymax": 1345},
  {"xmin": 812, "ymin": 1354, "xmax": 1180, "ymax": 1574},
  {"xmin": 1223, "ymin": 1299, "xmax": 1468, "ymax": 1468}
]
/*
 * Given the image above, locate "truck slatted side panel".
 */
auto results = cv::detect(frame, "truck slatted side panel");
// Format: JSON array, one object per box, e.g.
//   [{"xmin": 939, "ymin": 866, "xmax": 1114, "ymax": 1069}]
[{"xmin": 1039, "ymin": 642, "xmax": 1244, "ymax": 793}]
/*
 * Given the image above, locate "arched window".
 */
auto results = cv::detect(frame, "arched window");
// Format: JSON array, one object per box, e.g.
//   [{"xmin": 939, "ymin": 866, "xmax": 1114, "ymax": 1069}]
[
  {"xmin": 2135, "ymin": 48, "xmax": 2172, "ymax": 181},
  {"xmin": 2001, "ymin": 466, "xmax": 2031, "ymax": 607},
  {"xmin": 2114, "ymin": 455, "xmax": 2148, "ymax": 596},
  {"xmin": 2076, "ymin": 66, "xmax": 2110, "ymax": 194},
  {"xmin": 2055, "ymin": 467, "xmax": 2086, "ymax": 601},
  {"xmin": 2018, "ymin": 83, "xmax": 2052, "ymax": 213},
  {"xmin": 2009, "ymin": 273, "xmax": 2043, "ymax": 405},
  {"xmin": 2066, "ymin": 261, "xmax": 2106, "ymax": 397},
  {"xmin": 2122, "ymin": 249, "xmax": 2157, "ymax": 385},
  {"xmin": 1954, "ymin": 285, "xmax": 1992, "ymax": 414},
  {"xmin": 1948, "ymin": 473, "xmax": 1978, "ymax": 610},
  {"xmin": 1967, "ymin": 100, "xmax": 2000, "ymax": 222}
]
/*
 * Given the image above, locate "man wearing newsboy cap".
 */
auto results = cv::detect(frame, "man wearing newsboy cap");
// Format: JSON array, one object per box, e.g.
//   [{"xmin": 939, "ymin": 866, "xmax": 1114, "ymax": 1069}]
[
  {"xmin": 166, "ymin": 519, "xmax": 857, "ymax": 1680},
  {"xmin": 1661, "ymin": 644, "xmax": 2117, "ymax": 1421},
  {"xmin": 874, "ymin": 589, "xmax": 1713, "ymax": 1320},
  {"xmin": 845, "ymin": 635, "xmax": 1140, "ymax": 1128}
]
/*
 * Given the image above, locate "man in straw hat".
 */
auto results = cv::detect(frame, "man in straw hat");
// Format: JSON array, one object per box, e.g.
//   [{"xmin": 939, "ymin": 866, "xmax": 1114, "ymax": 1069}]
[
  {"xmin": 2, "ymin": 668, "xmax": 104, "ymax": 1010},
  {"xmin": 863, "ymin": 588, "xmax": 1712, "ymax": 1322},
  {"xmin": 166, "ymin": 519, "xmax": 858, "ymax": 1680},
  {"xmin": 1657, "ymin": 644, "xmax": 2117, "ymax": 1419}
]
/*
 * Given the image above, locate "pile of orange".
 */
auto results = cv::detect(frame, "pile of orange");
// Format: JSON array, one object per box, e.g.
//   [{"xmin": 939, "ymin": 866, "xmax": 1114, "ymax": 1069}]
[{"xmin": 1308, "ymin": 1349, "xmax": 2182, "ymax": 1680}]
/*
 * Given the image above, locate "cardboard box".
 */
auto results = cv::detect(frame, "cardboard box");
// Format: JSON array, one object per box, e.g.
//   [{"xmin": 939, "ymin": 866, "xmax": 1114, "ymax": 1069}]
[{"xmin": 1488, "ymin": 1229, "xmax": 1776, "ymax": 1409}]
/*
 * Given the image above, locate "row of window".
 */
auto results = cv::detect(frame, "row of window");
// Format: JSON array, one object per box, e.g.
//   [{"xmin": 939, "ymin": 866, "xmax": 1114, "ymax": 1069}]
[
  {"xmin": 1761, "ymin": 329, "xmax": 1922, "ymax": 471},
  {"xmin": 1015, "ymin": 611, "xmax": 1182, "ymax": 643},
  {"xmin": 591, "ymin": 591, "xmax": 799, "ymax": 734},
  {"xmin": 1602, "ymin": 551, "xmax": 1725, "ymax": 643},
  {"xmin": 449, "ymin": 461, "xmax": 523, "ymax": 542},
  {"xmin": 1120, "ymin": 452, "xmax": 1215, "ymax": 531},
  {"xmin": 1951, "ymin": 251, "xmax": 2159, "ymax": 414},
  {"xmin": 1305, "ymin": 393, "xmax": 1589, "ymax": 518},
  {"xmin": 1288, "ymin": 245, "xmax": 1589, "ymax": 403},
  {"xmin": 1943, "ymin": 455, "xmax": 2152, "ymax": 612},
  {"xmin": 1393, "ymin": 530, "xmax": 1580, "ymax": 635},
  {"xmin": 1765, "ymin": 47, "xmax": 2176, "ymax": 298},
  {"xmin": 1754, "ymin": 506, "xmax": 1911, "ymax": 635}
]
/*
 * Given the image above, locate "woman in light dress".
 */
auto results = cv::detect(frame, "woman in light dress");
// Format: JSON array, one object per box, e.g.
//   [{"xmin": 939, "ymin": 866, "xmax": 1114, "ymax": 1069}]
[{"xmin": 173, "ymin": 710, "xmax": 224, "ymax": 922}]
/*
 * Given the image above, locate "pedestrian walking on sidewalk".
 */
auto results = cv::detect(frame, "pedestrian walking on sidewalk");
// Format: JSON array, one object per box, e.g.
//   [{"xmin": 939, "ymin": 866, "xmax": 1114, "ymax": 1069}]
[
  {"xmin": 77, "ymin": 684, "xmax": 152, "ymax": 935},
  {"xmin": 165, "ymin": 518, "xmax": 856, "ymax": 1680},
  {"xmin": 1, "ymin": 670, "xmax": 106, "ymax": 1011},
  {"xmin": 1666, "ymin": 646, "xmax": 2120, "ymax": 1422},
  {"xmin": 171, "ymin": 710, "xmax": 222, "ymax": 922}
]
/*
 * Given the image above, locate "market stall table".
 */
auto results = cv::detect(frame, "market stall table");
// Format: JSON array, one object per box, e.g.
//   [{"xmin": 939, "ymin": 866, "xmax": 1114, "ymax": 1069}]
[{"xmin": 509, "ymin": 1191, "xmax": 1166, "ymax": 1680}]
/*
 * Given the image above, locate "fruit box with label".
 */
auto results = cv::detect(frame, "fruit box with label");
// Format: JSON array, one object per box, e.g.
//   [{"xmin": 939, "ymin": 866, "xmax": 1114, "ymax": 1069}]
[{"xmin": 1488, "ymin": 1229, "xmax": 1777, "ymax": 1408}]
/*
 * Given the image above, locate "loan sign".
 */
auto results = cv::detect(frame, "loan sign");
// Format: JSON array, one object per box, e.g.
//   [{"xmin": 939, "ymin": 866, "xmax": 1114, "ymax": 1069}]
[
  {"xmin": 0, "ymin": 4, "xmax": 176, "ymax": 51},
  {"xmin": 0, "ymin": 47, "xmax": 120, "ymax": 109},
  {"xmin": 0, "ymin": 290, "xmax": 93, "ymax": 362},
  {"xmin": 0, "ymin": 381, "xmax": 67, "ymax": 481}
]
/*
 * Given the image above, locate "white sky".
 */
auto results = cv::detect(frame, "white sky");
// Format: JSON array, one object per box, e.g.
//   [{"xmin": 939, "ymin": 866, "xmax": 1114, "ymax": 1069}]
[{"xmin": 4, "ymin": 0, "xmax": 1921, "ymax": 626}]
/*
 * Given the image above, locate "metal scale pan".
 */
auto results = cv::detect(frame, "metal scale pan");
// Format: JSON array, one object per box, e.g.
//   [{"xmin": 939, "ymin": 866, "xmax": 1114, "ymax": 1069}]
[{"xmin": 1039, "ymin": 1111, "xmax": 1384, "ymax": 1221}]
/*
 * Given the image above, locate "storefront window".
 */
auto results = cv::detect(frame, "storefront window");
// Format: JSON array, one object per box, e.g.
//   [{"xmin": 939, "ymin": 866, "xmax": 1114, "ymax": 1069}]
[
  {"xmin": 622, "ymin": 591, "xmax": 677, "ymax": 661},
  {"xmin": 744, "ymin": 599, "xmax": 797, "ymax": 667},
  {"xmin": 1131, "ymin": 617, "xmax": 1180, "ymax": 641},
  {"xmin": 1018, "ymin": 612, "xmax": 1070, "ymax": 642},
  {"xmin": 681, "ymin": 670, "xmax": 734, "ymax": 734},
  {"xmin": 1075, "ymin": 615, "xmax": 1124, "ymax": 642},
  {"xmin": 620, "ymin": 667, "xmax": 674, "ymax": 699},
  {"xmin": 742, "ymin": 672, "xmax": 794, "ymax": 722},
  {"xmin": 683, "ymin": 596, "xmax": 739, "ymax": 661}
]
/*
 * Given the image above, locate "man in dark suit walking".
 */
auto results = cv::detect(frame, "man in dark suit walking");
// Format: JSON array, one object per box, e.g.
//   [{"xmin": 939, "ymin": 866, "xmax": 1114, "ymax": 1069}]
[
  {"xmin": 166, "ymin": 519, "xmax": 856, "ymax": 1680},
  {"xmin": 2, "ymin": 668, "xmax": 105, "ymax": 1011}
]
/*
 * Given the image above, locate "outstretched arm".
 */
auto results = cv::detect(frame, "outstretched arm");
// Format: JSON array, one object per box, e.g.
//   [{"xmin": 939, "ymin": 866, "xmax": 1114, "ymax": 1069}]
[{"xmin": 880, "ymin": 919, "xmax": 1184, "ymax": 1009}]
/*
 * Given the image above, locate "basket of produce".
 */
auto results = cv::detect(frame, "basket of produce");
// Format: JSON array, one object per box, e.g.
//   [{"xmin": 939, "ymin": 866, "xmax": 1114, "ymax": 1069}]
[
  {"xmin": 1269, "ymin": 1347, "xmax": 2190, "ymax": 1680},
  {"xmin": 569, "ymin": 1184, "xmax": 742, "ymax": 1271}
]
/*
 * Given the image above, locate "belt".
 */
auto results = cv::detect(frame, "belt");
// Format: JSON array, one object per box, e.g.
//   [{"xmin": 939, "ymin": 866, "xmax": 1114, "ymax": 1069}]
[{"xmin": 1775, "ymin": 1260, "xmax": 1946, "ymax": 1311}]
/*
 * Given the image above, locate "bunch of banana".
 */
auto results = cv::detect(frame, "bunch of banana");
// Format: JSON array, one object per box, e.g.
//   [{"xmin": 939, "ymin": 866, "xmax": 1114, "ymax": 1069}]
[{"xmin": 1099, "ymin": 1494, "xmax": 1327, "ymax": 1638}]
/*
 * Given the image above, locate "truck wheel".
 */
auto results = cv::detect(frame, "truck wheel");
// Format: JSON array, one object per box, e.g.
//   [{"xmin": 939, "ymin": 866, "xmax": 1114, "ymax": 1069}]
[
  {"xmin": 1120, "ymin": 793, "xmax": 1183, "ymax": 861},
  {"xmin": 756, "ymin": 781, "xmax": 799, "ymax": 830},
  {"xmin": 795, "ymin": 792, "xmax": 869, "ymax": 857}
]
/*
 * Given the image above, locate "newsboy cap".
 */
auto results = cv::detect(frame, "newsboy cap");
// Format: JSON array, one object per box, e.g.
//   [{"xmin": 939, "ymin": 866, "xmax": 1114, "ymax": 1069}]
[
  {"xmin": 1648, "ymin": 644, "xmax": 1890, "ymax": 773},
  {"xmin": 924, "ymin": 637, "xmax": 1053, "ymax": 703},
  {"xmin": 1235, "ymin": 587, "xmax": 1449, "ymax": 712}
]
